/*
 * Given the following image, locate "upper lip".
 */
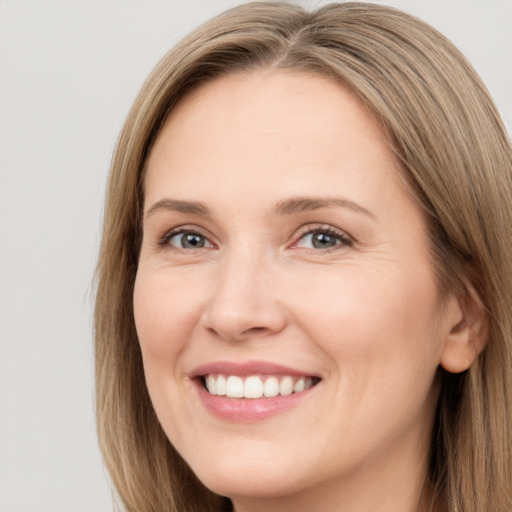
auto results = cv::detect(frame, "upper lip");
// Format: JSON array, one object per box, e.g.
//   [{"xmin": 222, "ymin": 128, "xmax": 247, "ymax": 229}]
[{"xmin": 189, "ymin": 360, "xmax": 320, "ymax": 379}]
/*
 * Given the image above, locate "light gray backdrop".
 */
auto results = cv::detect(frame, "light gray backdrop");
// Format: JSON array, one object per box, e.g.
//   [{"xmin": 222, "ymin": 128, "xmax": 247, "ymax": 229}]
[{"xmin": 1, "ymin": 1, "xmax": 510, "ymax": 511}]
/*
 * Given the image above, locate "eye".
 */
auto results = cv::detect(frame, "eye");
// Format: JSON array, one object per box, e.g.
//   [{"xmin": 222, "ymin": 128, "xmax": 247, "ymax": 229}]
[
  {"xmin": 161, "ymin": 230, "xmax": 215, "ymax": 250},
  {"xmin": 293, "ymin": 227, "xmax": 353, "ymax": 250}
]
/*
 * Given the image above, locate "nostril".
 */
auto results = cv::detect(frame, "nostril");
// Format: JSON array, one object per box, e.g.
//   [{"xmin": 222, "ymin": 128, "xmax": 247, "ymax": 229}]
[
  {"xmin": 245, "ymin": 326, "xmax": 267, "ymax": 333},
  {"xmin": 237, "ymin": 326, "xmax": 275, "ymax": 339}
]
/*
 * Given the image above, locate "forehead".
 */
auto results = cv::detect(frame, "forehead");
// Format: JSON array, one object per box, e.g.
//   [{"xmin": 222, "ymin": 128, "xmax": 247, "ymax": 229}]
[
  {"xmin": 144, "ymin": 69, "xmax": 405, "ymax": 211},
  {"xmin": 159, "ymin": 69, "xmax": 378, "ymax": 135}
]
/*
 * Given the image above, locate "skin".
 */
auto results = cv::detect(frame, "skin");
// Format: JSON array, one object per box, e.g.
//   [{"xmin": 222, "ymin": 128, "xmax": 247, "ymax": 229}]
[{"xmin": 134, "ymin": 70, "xmax": 476, "ymax": 512}]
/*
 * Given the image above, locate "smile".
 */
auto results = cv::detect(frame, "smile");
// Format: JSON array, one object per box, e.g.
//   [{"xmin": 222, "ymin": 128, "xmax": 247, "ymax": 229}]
[
  {"xmin": 191, "ymin": 362, "xmax": 322, "ymax": 422},
  {"xmin": 204, "ymin": 374, "xmax": 317, "ymax": 399}
]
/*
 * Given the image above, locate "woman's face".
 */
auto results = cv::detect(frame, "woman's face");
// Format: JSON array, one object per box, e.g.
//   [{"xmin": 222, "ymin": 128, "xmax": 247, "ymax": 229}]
[{"xmin": 134, "ymin": 70, "xmax": 459, "ymax": 510}]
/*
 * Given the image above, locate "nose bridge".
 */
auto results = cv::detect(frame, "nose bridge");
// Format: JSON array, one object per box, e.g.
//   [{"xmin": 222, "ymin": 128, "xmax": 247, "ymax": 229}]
[{"xmin": 202, "ymin": 244, "xmax": 285, "ymax": 341}]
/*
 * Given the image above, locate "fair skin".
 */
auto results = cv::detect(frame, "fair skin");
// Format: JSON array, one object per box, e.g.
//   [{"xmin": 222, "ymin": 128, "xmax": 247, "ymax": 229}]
[{"xmin": 134, "ymin": 70, "xmax": 478, "ymax": 512}]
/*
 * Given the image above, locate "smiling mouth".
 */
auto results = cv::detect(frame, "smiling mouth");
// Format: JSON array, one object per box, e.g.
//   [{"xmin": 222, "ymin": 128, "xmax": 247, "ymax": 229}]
[{"xmin": 201, "ymin": 374, "xmax": 321, "ymax": 399}]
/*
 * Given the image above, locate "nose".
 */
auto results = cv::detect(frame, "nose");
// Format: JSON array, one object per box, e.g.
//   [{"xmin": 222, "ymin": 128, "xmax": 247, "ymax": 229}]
[{"xmin": 201, "ymin": 249, "xmax": 287, "ymax": 342}]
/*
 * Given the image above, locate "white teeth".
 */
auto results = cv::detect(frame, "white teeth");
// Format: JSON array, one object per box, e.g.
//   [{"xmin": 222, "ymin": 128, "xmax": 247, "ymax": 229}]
[
  {"xmin": 204, "ymin": 374, "xmax": 316, "ymax": 398},
  {"xmin": 263, "ymin": 376, "xmax": 279, "ymax": 397},
  {"xmin": 226, "ymin": 376, "xmax": 244, "ymax": 398},
  {"xmin": 216, "ymin": 374, "xmax": 226, "ymax": 395},
  {"xmin": 294, "ymin": 377, "xmax": 305, "ymax": 392},
  {"xmin": 206, "ymin": 375, "xmax": 217, "ymax": 395},
  {"xmin": 279, "ymin": 376, "xmax": 294, "ymax": 396},
  {"xmin": 244, "ymin": 376, "xmax": 263, "ymax": 398}
]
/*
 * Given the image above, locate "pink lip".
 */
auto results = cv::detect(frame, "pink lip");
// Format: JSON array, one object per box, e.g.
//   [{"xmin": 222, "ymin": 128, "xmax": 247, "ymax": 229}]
[
  {"xmin": 190, "ymin": 360, "xmax": 318, "ymax": 378},
  {"xmin": 189, "ymin": 360, "xmax": 320, "ymax": 423}
]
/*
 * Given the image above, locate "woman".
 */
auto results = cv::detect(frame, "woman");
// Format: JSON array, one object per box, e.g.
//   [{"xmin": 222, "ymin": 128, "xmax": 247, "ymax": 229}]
[{"xmin": 94, "ymin": 2, "xmax": 512, "ymax": 511}]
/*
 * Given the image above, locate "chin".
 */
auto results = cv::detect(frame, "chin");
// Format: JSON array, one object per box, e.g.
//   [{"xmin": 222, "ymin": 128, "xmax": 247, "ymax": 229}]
[
  {"xmin": 180, "ymin": 440, "xmax": 310, "ymax": 500},
  {"xmin": 197, "ymin": 467, "xmax": 303, "ymax": 502}
]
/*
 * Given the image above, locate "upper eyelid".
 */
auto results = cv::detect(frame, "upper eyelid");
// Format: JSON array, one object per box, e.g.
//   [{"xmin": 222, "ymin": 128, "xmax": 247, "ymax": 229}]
[
  {"xmin": 162, "ymin": 224, "xmax": 213, "ymax": 238},
  {"xmin": 292, "ymin": 223, "xmax": 353, "ymax": 241}
]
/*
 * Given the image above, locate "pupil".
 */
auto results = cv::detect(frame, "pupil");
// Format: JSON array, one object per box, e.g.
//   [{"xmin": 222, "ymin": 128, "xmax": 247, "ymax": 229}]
[
  {"xmin": 312, "ymin": 233, "xmax": 336, "ymax": 248},
  {"xmin": 183, "ymin": 234, "xmax": 204, "ymax": 248}
]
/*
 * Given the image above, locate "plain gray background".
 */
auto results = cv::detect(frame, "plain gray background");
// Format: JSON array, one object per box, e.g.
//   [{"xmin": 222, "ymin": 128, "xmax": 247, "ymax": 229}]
[{"xmin": 1, "ymin": 1, "xmax": 511, "ymax": 511}]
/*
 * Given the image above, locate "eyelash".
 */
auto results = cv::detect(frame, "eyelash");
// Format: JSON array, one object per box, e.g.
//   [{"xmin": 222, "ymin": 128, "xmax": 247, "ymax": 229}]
[
  {"xmin": 158, "ymin": 227, "xmax": 215, "ymax": 250},
  {"xmin": 158, "ymin": 225, "xmax": 353, "ymax": 252},
  {"xmin": 291, "ymin": 225, "xmax": 353, "ymax": 251}
]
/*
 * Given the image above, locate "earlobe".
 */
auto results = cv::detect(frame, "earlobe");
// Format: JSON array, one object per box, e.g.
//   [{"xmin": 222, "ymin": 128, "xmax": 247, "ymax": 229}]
[{"xmin": 439, "ymin": 287, "xmax": 488, "ymax": 374}]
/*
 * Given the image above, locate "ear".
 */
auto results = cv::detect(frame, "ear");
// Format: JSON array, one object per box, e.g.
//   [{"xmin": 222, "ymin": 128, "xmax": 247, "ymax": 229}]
[{"xmin": 439, "ymin": 286, "xmax": 488, "ymax": 374}]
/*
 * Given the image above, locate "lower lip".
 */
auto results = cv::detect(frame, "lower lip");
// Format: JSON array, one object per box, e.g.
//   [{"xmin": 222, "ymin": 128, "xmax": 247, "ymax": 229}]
[{"xmin": 194, "ymin": 379, "xmax": 317, "ymax": 423}]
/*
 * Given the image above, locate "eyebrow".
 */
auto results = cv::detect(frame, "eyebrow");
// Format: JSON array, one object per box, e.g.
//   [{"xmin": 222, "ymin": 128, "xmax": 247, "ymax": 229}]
[
  {"xmin": 145, "ymin": 198, "xmax": 210, "ymax": 218},
  {"xmin": 144, "ymin": 195, "xmax": 375, "ymax": 220},
  {"xmin": 273, "ymin": 196, "xmax": 375, "ymax": 219}
]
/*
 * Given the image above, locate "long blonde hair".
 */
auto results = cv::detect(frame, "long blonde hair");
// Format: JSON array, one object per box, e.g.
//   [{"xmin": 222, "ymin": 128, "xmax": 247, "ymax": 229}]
[{"xmin": 94, "ymin": 3, "xmax": 512, "ymax": 511}]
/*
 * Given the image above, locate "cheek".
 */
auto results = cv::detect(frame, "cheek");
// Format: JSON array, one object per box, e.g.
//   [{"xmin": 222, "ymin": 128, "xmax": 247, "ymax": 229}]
[
  {"xmin": 289, "ymin": 262, "xmax": 443, "ymax": 391},
  {"xmin": 133, "ymin": 268, "xmax": 205, "ymax": 443},
  {"xmin": 133, "ymin": 269, "xmax": 201, "ymax": 373},
  {"xmin": 302, "ymin": 269, "xmax": 443, "ymax": 447}
]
